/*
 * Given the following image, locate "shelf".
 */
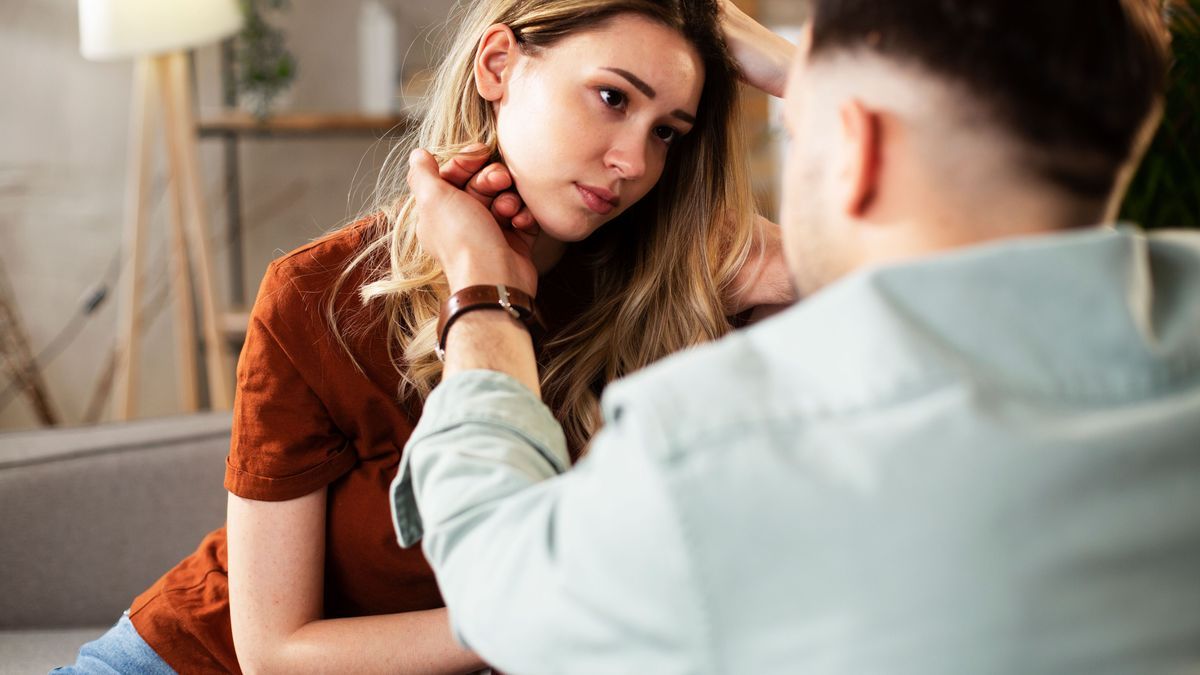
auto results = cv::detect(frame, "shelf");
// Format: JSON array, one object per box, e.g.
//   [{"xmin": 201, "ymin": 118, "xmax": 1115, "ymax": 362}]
[
  {"xmin": 221, "ymin": 309, "xmax": 250, "ymax": 341},
  {"xmin": 197, "ymin": 110, "xmax": 415, "ymax": 138}
]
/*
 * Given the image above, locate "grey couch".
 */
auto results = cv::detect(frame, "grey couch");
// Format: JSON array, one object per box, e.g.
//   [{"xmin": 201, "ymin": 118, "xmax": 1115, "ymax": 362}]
[{"xmin": 0, "ymin": 412, "xmax": 231, "ymax": 674}]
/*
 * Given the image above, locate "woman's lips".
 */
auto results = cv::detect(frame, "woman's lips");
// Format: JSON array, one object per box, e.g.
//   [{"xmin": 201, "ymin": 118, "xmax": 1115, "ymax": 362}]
[{"xmin": 575, "ymin": 183, "xmax": 617, "ymax": 215}]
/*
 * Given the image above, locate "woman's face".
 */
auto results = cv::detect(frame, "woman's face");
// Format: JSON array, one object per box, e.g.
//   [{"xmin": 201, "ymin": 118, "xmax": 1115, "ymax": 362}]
[{"xmin": 479, "ymin": 14, "xmax": 705, "ymax": 242}]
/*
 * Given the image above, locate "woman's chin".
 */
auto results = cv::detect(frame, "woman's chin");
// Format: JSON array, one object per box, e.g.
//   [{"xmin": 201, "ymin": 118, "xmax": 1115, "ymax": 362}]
[{"xmin": 533, "ymin": 213, "xmax": 604, "ymax": 243}]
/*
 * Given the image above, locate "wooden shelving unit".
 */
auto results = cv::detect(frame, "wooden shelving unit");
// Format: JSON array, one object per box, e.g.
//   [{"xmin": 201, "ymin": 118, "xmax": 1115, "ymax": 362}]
[
  {"xmin": 197, "ymin": 110, "xmax": 414, "ymax": 138},
  {"xmin": 195, "ymin": 109, "xmax": 414, "ymax": 338}
]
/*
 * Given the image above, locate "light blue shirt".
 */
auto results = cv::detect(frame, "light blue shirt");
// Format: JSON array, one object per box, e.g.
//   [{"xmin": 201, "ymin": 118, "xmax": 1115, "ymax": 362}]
[{"xmin": 391, "ymin": 226, "xmax": 1200, "ymax": 675}]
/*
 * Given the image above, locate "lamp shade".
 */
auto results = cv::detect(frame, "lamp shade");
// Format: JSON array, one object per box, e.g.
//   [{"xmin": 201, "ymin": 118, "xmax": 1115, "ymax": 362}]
[{"xmin": 79, "ymin": 0, "xmax": 243, "ymax": 61}]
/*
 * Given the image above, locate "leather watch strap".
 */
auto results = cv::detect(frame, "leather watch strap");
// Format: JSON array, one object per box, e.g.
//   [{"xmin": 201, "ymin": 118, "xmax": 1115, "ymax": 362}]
[{"xmin": 436, "ymin": 284, "xmax": 535, "ymax": 360}]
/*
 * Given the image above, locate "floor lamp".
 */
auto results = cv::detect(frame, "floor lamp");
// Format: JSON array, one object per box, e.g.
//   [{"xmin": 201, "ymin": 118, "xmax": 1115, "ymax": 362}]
[{"xmin": 79, "ymin": 0, "xmax": 243, "ymax": 419}]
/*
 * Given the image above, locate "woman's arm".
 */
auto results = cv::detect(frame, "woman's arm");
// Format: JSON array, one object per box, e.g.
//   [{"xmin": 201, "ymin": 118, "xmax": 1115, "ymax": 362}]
[
  {"xmin": 719, "ymin": 0, "xmax": 797, "ymax": 98},
  {"xmin": 717, "ymin": 3, "xmax": 798, "ymax": 317},
  {"xmin": 227, "ymin": 489, "xmax": 487, "ymax": 675},
  {"xmin": 224, "ymin": 149, "xmax": 532, "ymax": 675},
  {"xmin": 725, "ymin": 214, "xmax": 797, "ymax": 317}
]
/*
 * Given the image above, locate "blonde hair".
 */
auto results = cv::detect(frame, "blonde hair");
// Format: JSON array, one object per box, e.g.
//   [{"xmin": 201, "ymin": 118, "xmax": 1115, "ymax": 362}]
[{"xmin": 328, "ymin": 0, "xmax": 757, "ymax": 454}]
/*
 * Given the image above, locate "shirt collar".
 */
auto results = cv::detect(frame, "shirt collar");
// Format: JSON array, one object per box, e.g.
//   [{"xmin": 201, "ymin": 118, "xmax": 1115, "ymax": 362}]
[{"xmin": 760, "ymin": 225, "xmax": 1200, "ymax": 405}]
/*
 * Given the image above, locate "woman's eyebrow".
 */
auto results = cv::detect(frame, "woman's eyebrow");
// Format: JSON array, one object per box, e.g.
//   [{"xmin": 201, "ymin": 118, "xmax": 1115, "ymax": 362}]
[
  {"xmin": 672, "ymin": 110, "xmax": 696, "ymax": 125},
  {"xmin": 601, "ymin": 67, "xmax": 656, "ymax": 98},
  {"xmin": 601, "ymin": 66, "xmax": 697, "ymax": 125}
]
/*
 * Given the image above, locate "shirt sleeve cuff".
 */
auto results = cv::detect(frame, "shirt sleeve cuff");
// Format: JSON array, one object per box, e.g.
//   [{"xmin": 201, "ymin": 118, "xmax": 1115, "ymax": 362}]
[
  {"xmin": 224, "ymin": 444, "xmax": 357, "ymax": 502},
  {"xmin": 390, "ymin": 369, "xmax": 571, "ymax": 548}
]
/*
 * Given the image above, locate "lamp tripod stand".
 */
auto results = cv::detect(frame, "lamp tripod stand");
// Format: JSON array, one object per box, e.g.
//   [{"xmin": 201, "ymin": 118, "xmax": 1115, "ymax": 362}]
[{"xmin": 114, "ymin": 51, "xmax": 231, "ymax": 419}]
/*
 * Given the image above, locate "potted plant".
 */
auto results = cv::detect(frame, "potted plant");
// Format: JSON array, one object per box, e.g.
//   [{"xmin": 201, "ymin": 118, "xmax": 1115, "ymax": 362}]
[
  {"xmin": 1120, "ymin": 0, "xmax": 1200, "ymax": 230},
  {"xmin": 235, "ymin": 0, "xmax": 297, "ymax": 120}
]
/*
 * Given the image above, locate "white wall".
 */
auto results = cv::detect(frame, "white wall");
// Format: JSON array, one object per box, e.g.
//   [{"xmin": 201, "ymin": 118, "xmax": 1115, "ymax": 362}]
[{"xmin": 0, "ymin": 0, "xmax": 455, "ymax": 429}]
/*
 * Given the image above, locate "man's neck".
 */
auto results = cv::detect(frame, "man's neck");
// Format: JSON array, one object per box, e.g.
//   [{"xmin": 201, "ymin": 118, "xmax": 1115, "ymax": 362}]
[{"xmin": 856, "ymin": 193, "xmax": 1108, "ymax": 273}]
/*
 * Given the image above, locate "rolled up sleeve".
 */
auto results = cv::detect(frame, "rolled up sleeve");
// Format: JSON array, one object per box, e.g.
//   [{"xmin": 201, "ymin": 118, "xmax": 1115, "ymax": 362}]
[{"xmin": 390, "ymin": 370, "xmax": 571, "ymax": 548}]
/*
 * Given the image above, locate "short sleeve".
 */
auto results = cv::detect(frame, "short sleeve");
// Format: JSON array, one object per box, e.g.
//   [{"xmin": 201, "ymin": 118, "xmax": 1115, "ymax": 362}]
[{"xmin": 224, "ymin": 262, "xmax": 357, "ymax": 501}]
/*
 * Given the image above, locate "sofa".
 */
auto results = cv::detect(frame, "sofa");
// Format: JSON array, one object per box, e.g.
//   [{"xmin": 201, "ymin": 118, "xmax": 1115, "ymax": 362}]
[{"xmin": 0, "ymin": 412, "xmax": 231, "ymax": 674}]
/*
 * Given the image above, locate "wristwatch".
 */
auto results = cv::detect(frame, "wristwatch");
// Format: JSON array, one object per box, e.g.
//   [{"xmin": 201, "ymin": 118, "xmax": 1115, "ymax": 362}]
[{"xmin": 436, "ymin": 284, "xmax": 535, "ymax": 361}]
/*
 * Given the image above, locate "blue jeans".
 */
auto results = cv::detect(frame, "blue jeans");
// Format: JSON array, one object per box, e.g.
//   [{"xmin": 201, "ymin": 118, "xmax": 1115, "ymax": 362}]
[{"xmin": 53, "ymin": 612, "xmax": 175, "ymax": 674}]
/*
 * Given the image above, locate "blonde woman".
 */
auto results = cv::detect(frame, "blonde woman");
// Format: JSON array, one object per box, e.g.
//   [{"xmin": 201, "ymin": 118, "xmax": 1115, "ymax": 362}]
[{"xmin": 58, "ymin": 0, "xmax": 794, "ymax": 673}]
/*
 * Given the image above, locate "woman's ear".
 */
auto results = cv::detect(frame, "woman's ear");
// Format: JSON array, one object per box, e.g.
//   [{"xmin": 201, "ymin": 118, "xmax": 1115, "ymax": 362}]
[{"xmin": 475, "ymin": 23, "xmax": 519, "ymax": 102}]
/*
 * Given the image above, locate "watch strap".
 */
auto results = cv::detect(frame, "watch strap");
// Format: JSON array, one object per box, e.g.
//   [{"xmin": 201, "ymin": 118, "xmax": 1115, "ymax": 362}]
[{"xmin": 436, "ymin": 284, "xmax": 535, "ymax": 361}]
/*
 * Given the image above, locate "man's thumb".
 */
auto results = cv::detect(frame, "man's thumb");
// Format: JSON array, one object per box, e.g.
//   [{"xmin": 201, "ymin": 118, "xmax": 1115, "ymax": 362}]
[{"xmin": 406, "ymin": 148, "xmax": 442, "ymax": 199}]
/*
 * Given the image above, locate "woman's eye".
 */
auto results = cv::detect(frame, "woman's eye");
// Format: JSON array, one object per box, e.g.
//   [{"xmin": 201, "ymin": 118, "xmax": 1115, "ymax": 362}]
[
  {"xmin": 599, "ymin": 88, "xmax": 626, "ymax": 109},
  {"xmin": 654, "ymin": 126, "xmax": 679, "ymax": 145}
]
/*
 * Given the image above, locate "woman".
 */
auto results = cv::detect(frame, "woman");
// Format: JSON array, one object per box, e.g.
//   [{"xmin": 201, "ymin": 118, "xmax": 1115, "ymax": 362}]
[{"xmin": 60, "ymin": 0, "xmax": 794, "ymax": 672}]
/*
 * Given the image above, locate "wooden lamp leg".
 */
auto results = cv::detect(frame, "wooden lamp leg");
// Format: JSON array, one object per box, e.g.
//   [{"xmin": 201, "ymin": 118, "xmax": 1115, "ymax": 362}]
[
  {"xmin": 156, "ymin": 53, "xmax": 201, "ymax": 413},
  {"xmin": 115, "ymin": 51, "xmax": 235, "ymax": 418},
  {"xmin": 165, "ymin": 168, "xmax": 202, "ymax": 412},
  {"xmin": 113, "ymin": 57, "xmax": 159, "ymax": 421},
  {"xmin": 161, "ymin": 51, "xmax": 233, "ymax": 410}
]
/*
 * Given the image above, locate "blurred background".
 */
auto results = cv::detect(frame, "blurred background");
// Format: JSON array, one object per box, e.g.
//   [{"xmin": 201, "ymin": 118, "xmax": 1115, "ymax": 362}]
[{"xmin": 0, "ymin": 0, "xmax": 1195, "ymax": 432}]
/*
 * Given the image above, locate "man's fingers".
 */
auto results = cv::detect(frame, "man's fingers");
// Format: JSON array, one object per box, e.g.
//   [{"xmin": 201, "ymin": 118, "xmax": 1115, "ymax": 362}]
[
  {"xmin": 466, "ymin": 163, "xmax": 513, "ymax": 197},
  {"xmin": 438, "ymin": 143, "xmax": 491, "ymax": 188},
  {"xmin": 492, "ymin": 192, "xmax": 523, "ymax": 218},
  {"xmin": 489, "ymin": 195, "xmax": 515, "ymax": 227},
  {"xmin": 464, "ymin": 164, "xmax": 515, "ymax": 208},
  {"xmin": 511, "ymin": 208, "xmax": 539, "ymax": 235},
  {"xmin": 488, "ymin": 195, "xmax": 535, "ymax": 234}
]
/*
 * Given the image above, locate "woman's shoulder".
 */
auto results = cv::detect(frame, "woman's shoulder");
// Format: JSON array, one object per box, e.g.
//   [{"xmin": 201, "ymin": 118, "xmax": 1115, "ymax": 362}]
[
  {"xmin": 265, "ymin": 215, "xmax": 385, "ymax": 289},
  {"xmin": 250, "ymin": 214, "xmax": 388, "ymax": 337}
]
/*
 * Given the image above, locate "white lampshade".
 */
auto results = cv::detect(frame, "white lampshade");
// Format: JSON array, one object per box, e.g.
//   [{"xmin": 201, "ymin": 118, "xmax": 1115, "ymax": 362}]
[{"xmin": 79, "ymin": 0, "xmax": 243, "ymax": 61}]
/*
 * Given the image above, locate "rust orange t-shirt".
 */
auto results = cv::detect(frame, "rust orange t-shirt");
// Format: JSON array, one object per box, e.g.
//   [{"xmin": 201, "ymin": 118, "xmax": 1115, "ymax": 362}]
[{"xmin": 128, "ymin": 218, "xmax": 447, "ymax": 673}]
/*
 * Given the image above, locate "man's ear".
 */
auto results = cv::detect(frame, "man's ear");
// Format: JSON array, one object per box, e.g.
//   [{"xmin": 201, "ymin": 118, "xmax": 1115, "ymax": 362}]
[
  {"xmin": 475, "ymin": 23, "xmax": 519, "ymax": 102},
  {"xmin": 837, "ymin": 99, "xmax": 881, "ymax": 217}
]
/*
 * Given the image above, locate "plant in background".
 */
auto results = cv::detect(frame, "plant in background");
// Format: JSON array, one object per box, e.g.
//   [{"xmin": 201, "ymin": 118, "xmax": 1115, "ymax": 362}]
[
  {"xmin": 1120, "ymin": 0, "xmax": 1200, "ymax": 230},
  {"xmin": 235, "ymin": 0, "xmax": 297, "ymax": 120}
]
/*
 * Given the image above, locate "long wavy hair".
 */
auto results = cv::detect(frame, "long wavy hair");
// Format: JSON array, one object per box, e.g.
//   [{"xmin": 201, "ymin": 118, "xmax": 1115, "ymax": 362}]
[{"xmin": 328, "ymin": 0, "xmax": 758, "ymax": 454}]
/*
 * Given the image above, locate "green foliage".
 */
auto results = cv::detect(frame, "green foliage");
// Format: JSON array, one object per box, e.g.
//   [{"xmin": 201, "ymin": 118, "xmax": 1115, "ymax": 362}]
[
  {"xmin": 1120, "ymin": 0, "xmax": 1200, "ymax": 229},
  {"xmin": 235, "ymin": 0, "xmax": 297, "ymax": 120}
]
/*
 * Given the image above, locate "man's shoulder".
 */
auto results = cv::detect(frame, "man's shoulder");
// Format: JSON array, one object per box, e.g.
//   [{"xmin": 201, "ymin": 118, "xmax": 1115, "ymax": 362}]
[
  {"xmin": 596, "ymin": 278, "xmax": 959, "ymax": 464},
  {"xmin": 599, "ymin": 312, "xmax": 806, "ymax": 456}
]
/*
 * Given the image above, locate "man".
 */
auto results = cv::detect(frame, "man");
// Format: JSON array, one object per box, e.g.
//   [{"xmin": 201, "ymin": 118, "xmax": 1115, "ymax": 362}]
[{"xmin": 393, "ymin": 1, "xmax": 1200, "ymax": 672}]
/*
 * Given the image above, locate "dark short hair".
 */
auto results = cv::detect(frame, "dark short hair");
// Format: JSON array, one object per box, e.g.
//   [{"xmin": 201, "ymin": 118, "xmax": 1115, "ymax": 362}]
[{"xmin": 809, "ymin": 0, "xmax": 1171, "ymax": 201}]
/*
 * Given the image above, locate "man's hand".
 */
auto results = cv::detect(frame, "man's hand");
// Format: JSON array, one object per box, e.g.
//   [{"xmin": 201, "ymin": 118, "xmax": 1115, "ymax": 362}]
[
  {"xmin": 436, "ymin": 143, "xmax": 538, "ymax": 235},
  {"xmin": 408, "ymin": 147, "xmax": 539, "ymax": 297},
  {"xmin": 718, "ymin": 0, "xmax": 797, "ymax": 99},
  {"xmin": 410, "ymin": 145, "xmax": 542, "ymax": 392}
]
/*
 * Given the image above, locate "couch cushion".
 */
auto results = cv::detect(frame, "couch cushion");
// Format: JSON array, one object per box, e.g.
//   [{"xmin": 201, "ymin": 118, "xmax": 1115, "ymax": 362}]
[
  {"xmin": 0, "ymin": 412, "xmax": 231, "ymax": 629},
  {"xmin": 0, "ymin": 627, "xmax": 108, "ymax": 674}
]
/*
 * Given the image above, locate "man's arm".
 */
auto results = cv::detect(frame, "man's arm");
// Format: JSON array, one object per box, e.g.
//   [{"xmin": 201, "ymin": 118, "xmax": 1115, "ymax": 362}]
[
  {"xmin": 392, "ymin": 371, "xmax": 705, "ymax": 674},
  {"xmin": 441, "ymin": 308, "xmax": 540, "ymax": 393},
  {"xmin": 391, "ymin": 149, "xmax": 705, "ymax": 672}
]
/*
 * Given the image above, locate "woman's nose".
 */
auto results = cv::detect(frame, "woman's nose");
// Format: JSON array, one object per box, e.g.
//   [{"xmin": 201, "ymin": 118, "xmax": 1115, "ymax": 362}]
[{"xmin": 604, "ymin": 134, "xmax": 648, "ymax": 181}]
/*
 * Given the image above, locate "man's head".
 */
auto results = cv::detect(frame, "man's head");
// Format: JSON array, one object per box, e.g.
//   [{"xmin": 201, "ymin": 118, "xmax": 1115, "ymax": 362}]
[{"xmin": 780, "ymin": 0, "xmax": 1171, "ymax": 296}]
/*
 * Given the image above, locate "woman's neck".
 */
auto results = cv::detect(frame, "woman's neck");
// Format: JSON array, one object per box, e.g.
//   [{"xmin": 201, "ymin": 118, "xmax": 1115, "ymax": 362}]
[{"xmin": 533, "ymin": 234, "xmax": 568, "ymax": 276}]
